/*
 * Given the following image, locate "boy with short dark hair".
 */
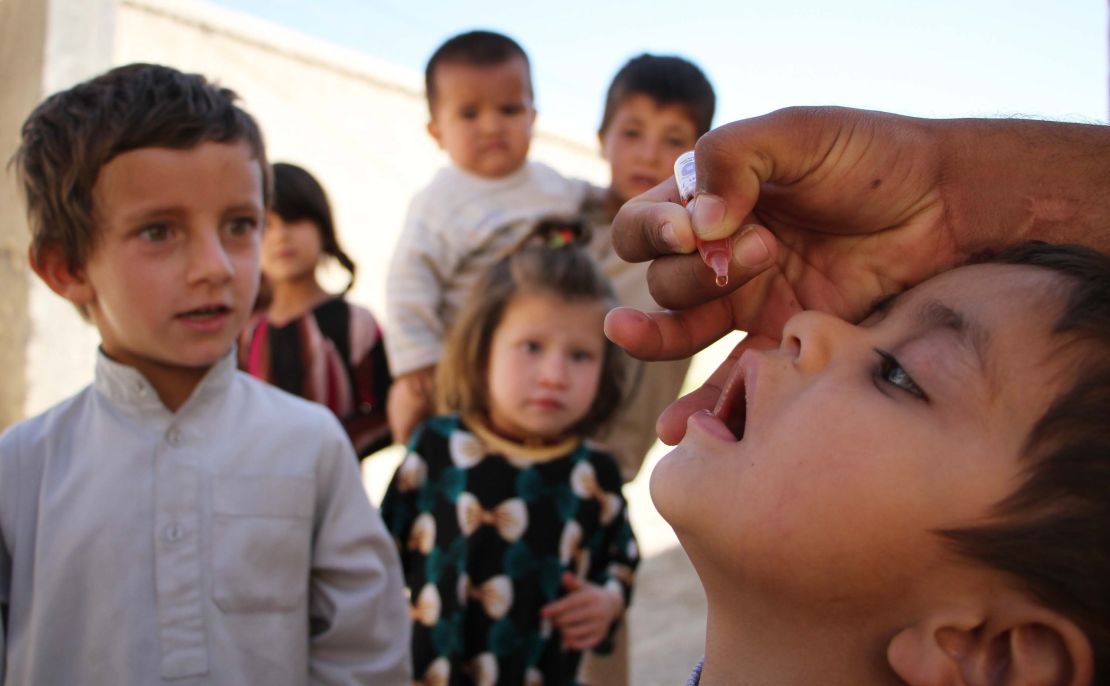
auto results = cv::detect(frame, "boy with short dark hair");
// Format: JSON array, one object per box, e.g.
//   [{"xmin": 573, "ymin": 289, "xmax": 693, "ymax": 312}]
[
  {"xmin": 578, "ymin": 52, "xmax": 716, "ymax": 686},
  {"xmin": 598, "ymin": 52, "xmax": 716, "ymax": 161},
  {"xmin": 385, "ymin": 30, "xmax": 589, "ymax": 445},
  {"xmin": 648, "ymin": 242, "xmax": 1110, "ymax": 685},
  {"xmin": 587, "ymin": 52, "xmax": 716, "ymax": 483},
  {"xmin": 1, "ymin": 63, "xmax": 410, "ymax": 684}
]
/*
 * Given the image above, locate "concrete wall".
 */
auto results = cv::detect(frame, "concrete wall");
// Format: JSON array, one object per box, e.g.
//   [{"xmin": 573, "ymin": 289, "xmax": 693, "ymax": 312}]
[
  {"xmin": 1, "ymin": 0, "xmax": 609, "ymax": 427},
  {"xmin": 0, "ymin": 0, "xmax": 44, "ymax": 431},
  {"xmin": 0, "ymin": 0, "xmax": 117, "ymax": 430}
]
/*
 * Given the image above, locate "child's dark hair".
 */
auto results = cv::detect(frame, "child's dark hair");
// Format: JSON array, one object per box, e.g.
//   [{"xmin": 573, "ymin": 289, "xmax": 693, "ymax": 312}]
[
  {"xmin": 599, "ymin": 53, "xmax": 716, "ymax": 138},
  {"xmin": 436, "ymin": 219, "xmax": 623, "ymax": 437},
  {"xmin": 13, "ymin": 62, "xmax": 270, "ymax": 274},
  {"xmin": 424, "ymin": 30, "xmax": 532, "ymax": 113},
  {"xmin": 941, "ymin": 241, "xmax": 1110, "ymax": 677},
  {"xmin": 271, "ymin": 162, "xmax": 357, "ymax": 291}
]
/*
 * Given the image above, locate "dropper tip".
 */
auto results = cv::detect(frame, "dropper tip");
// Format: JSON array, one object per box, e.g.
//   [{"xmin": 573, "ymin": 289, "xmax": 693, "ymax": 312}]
[{"xmin": 709, "ymin": 254, "xmax": 729, "ymax": 287}]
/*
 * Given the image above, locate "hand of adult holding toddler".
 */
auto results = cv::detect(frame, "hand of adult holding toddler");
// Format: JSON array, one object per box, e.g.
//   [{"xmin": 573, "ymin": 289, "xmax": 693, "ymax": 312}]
[
  {"xmin": 605, "ymin": 105, "xmax": 1110, "ymax": 444},
  {"xmin": 540, "ymin": 572, "xmax": 624, "ymax": 652},
  {"xmin": 386, "ymin": 367, "xmax": 436, "ymax": 445}
]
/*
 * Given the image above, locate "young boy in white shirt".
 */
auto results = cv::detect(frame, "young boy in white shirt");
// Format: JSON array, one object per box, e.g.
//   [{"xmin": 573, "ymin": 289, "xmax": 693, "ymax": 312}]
[
  {"xmin": 633, "ymin": 242, "xmax": 1110, "ymax": 685},
  {"xmin": 1, "ymin": 63, "xmax": 410, "ymax": 685},
  {"xmin": 384, "ymin": 30, "xmax": 589, "ymax": 444}
]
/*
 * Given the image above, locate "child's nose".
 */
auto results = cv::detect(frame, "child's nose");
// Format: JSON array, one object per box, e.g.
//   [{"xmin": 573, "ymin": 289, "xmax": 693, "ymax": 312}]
[
  {"xmin": 779, "ymin": 310, "xmax": 860, "ymax": 374},
  {"xmin": 187, "ymin": 230, "xmax": 234, "ymax": 284},
  {"xmin": 638, "ymin": 137, "xmax": 662, "ymax": 163},
  {"xmin": 537, "ymin": 354, "xmax": 569, "ymax": 386},
  {"xmin": 479, "ymin": 111, "xmax": 503, "ymax": 134}
]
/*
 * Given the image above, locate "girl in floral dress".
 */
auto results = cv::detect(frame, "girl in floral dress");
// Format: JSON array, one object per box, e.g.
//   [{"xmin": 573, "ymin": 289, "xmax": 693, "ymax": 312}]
[{"xmin": 381, "ymin": 222, "xmax": 639, "ymax": 685}]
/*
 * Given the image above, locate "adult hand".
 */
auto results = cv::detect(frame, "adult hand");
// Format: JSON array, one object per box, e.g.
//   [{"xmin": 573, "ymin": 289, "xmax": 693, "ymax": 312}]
[
  {"xmin": 604, "ymin": 106, "xmax": 1110, "ymax": 443},
  {"xmin": 385, "ymin": 367, "xmax": 436, "ymax": 445}
]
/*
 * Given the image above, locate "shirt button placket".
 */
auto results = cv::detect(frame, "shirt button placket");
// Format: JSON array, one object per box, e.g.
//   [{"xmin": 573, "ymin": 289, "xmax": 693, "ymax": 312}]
[
  {"xmin": 152, "ymin": 427, "xmax": 207, "ymax": 678},
  {"xmin": 163, "ymin": 522, "xmax": 185, "ymax": 544}
]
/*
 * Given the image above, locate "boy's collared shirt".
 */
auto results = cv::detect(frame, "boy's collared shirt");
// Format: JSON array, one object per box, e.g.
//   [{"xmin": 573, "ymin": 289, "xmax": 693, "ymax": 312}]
[
  {"xmin": 686, "ymin": 657, "xmax": 705, "ymax": 686},
  {"xmin": 0, "ymin": 350, "xmax": 411, "ymax": 685},
  {"xmin": 384, "ymin": 160, "xmax": 589, "ymax": 377}
]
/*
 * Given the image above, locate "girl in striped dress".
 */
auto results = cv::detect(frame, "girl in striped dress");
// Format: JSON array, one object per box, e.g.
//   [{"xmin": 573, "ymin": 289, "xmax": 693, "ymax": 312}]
[{"xmin": 240, "ymin": 162, "xmax": 392, "ymax": 457}]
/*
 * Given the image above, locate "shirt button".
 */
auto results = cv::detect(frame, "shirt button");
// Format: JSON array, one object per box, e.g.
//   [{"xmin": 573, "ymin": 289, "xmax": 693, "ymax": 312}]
[
  {"xmin": 163, "ymin": 522, "xmax": 185, "ymax": 543},
  {"xmin": 166, "ymin": 429, "xmax": 181, "ymax": 445}
]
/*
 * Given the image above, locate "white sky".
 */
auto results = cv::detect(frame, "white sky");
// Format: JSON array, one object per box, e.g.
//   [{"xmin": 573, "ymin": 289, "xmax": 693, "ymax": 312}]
[{"xmin": 212, "ymin": 0, "xmax": 1108, "ymax": 140}]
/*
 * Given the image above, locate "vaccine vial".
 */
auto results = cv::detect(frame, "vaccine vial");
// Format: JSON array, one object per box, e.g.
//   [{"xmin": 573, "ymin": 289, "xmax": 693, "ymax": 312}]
[{"xmin": 674, "ymin": 151, "xmax": 730, "ymax": 287}]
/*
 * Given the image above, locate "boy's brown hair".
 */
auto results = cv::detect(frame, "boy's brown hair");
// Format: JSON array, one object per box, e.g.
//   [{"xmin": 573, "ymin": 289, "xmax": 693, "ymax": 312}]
[
  {"xmin": 599, "ymin": 53, "xmax": 716, "ymax": 138},
  {"xmin": 423, "ymin": 30, "xmax": 532, "ymax": 114},
  {"xmin": 942, "ymin": 242, "xmax": 1110, "ymax": 678},
  {"xmin": 13, "ymin": 62, "xmax": 271, "ymax": 274},
  {"xmin": 436, "ymin": 219, "xmax": 624, "ymax": 438}
]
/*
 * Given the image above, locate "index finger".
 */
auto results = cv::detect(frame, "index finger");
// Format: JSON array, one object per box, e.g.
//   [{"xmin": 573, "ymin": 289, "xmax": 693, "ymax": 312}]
[
  {"xmin": 610, "ymin": 178, "xmax": 699, "ymax": 263},
  {"xmin": 603, "ymin": 298, "xmax": 736, "ymax": 362}
]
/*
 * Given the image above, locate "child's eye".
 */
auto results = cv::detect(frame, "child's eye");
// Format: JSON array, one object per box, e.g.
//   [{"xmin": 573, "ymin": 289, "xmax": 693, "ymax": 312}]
[
  {"xmin": 520, "ymin": 340, "xmax": 541, "ymax": 354},
  {"xmin": 225, "ymin": 216, "xmax": 259, "ymax": 238},
  {"xmin": 460, "ymin": 108, "xmax": 478, "ymax": 120},
  {"xmin": 569, "ymin": 349, "xmax": 596, "ymax": 363},
  {"xmin": 874, "ymin": 350, "xmax": 927, "ymax": 400},
  {"xmin": 667, "ymin": 136, "xmax": 690, "ymax": 147},
  {"xmin": 621, "ymin": 128, "xmax": 641, "ymax": 140},
  {"xmin": 138, "ymin": 224, "xmax": 172, "ymax": 242},
  {"xmin": 501, "ymin": 104, "xmax": 524, "ymax": 116}
]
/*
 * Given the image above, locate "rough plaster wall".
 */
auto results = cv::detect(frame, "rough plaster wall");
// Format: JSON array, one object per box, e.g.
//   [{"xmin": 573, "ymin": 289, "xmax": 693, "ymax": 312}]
[
  {"xmin": 20, "ymin": 0, "xmax": 117, "ymax": 419},
  {"xmin": 0, "ymin": 0, "xmax": 46, "ymax": 431}
]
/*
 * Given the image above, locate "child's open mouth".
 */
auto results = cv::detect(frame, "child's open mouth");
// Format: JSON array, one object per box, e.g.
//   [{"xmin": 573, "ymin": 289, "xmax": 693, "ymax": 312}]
[
  {"xmin": 177, "ymin": 305, "xmax": 231, "ymax": 319},
  {"xmin": 712, "ymin": 358, "xmax": 748, "ymax": 441}
]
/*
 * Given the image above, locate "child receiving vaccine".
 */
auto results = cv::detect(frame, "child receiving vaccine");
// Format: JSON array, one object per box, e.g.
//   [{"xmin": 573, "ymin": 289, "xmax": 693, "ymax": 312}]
[
  {"xmin": 381, "ymin": 222, "xmax": 639, "ymax": 685},
  {"xmin": 608, "ymin": 242, "xmax": 1110, "ymax": 685},
  {"xmin": 240, "ymin": 162, "xmax": 392, "ymax": 457}
]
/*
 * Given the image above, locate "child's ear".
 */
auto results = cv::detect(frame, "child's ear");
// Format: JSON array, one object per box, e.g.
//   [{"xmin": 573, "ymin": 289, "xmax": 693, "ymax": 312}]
[
  {"xmin": 426, "ymin": 119, "xmax": 443, "ymax": 148},
  {"xmin": 597, "ymin": 130, "xmax": 609, "ymax": 160},
  {"xmin": 29, "ymin": 244, "xmax": 95, "ymax": 307},
  {"xmin": 887, "ymin": 604, "xmax": 1094, "ymax": 686}
]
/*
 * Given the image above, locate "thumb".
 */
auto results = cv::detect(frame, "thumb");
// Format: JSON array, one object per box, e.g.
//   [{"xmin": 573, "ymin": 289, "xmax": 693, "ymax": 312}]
[{"xmin": 689, "ymin": 122, "xmax": 769, "ymax": 241}]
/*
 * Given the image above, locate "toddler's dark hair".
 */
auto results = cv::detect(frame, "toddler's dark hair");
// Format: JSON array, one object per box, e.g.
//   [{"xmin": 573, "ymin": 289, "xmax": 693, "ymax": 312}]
[
  {"xmin": 599, "ymin": 53, "xmax": 716, "ymax": 138},
  {"xmin": 13, "ymin": 62, "xmax": 270, "ymax": 273},
  {"xmin": 424, "ymin": 30, "xmax": 531, "ymax": 113}
]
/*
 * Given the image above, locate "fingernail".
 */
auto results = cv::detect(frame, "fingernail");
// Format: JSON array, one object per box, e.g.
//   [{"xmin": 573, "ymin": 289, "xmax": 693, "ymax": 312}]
[
  {"xmin": 690, "ymin": 193, "xmax": 725, "ymax": 238},
  {"xmin": 734, "ymin": 227, "xmax": 769, "ymax": 267},
  {"xmin": 660, "ymin": 222, "xmax": 681, "ymax": 252}
]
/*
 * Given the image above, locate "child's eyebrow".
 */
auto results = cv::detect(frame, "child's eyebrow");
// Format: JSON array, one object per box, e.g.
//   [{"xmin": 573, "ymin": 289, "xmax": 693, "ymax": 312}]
[
  {"xmin": 225, "ymin": 200, "xmax": 264, "ymax": 215},
  {"xmin": 915, "ymin": 299, "xmax": 991, "ymax": 375},
  {"xmin": 868, "ymin": 292, "xmax": 899, "ymax": 316}
]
